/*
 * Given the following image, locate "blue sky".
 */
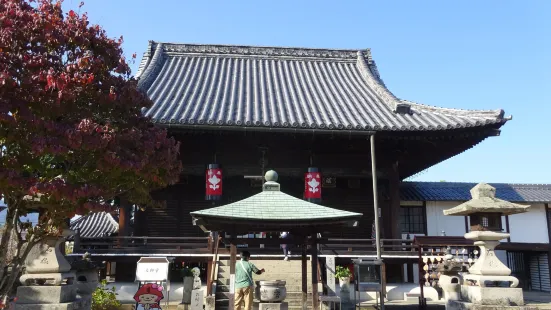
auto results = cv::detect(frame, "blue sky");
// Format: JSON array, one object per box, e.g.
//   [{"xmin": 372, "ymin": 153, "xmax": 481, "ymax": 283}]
[
  {"xmin": 61, "ymin": 0, "xmax": 549, "ymax": 184},
  {"xmin": 1, "ymin": 0, "xmax": 550, "ymax": 226}
]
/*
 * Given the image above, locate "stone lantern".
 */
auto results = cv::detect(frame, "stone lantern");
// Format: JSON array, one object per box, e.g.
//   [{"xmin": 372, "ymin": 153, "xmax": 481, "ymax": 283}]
[{"xmin": 443, "ymin": 183, "xmax": 532, "ymax": 309}]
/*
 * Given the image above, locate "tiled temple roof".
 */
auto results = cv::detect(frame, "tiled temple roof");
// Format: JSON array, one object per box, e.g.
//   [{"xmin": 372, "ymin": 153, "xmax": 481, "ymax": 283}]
[
  {"xmin": 401, "ymin": 182, "xmax": 551, "ymax": 203},
  {"xmin": 136, "ymin": 42, "xmax": 508, "ymax": 133},
  {"xmin": 70, "ymin": 212, "xmax": 119, "ymax": 238}
]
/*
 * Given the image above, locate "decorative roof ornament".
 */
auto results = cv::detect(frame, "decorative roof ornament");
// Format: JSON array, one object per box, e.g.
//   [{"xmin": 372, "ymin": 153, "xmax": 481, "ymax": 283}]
[{"xmin": 443, "ymin": 183, "xmax": 530, "ymax": 216}]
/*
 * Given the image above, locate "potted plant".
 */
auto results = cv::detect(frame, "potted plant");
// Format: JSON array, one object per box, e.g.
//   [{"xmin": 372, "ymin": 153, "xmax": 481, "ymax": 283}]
[
  {"xmin": 335, "ymin": 266, "xmax": 352, "ymax": 287},
  {"xmin": 181, "ymin": 266, "xmax": 194, "ymax": 304}
]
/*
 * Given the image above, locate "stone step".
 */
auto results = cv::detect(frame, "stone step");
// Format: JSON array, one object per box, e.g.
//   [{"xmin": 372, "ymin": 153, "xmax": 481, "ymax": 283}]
[
  {"xmin": 218, "ymin": 259, "xmax": 311, "ymax": 270},
  {"xmin": 215, "ymin": 298, "xmax": 313, "ymax": 310},
  {"xmin": 218, "ymin": 265, "xmax": 312, "ymax": 273},
  {"xmin": 217, "ymin": 277, "xmax": 311, "ymax": 286},
  {"xmin": 215, "ymin": 292, "xmax": 313, "ymax": 300},
  {"xmin": 216, "ymin": 284, "xmax": 313, "ymax": 293}
]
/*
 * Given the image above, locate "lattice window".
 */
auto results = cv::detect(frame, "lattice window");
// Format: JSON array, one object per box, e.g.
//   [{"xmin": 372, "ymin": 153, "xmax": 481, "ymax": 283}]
[{"xmin": 399, "ymin": 206, "xmax": 426, "ymax": 234}]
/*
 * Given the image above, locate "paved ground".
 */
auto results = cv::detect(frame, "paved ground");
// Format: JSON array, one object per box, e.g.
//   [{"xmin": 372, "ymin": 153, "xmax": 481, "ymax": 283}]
[{"xmin": 117, "ymin": 290, "xmax": 551, "ymax": 310}]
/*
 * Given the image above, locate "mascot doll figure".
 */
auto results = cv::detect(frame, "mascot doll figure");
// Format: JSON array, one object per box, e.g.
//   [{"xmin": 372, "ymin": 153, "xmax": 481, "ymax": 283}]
[{"xmin": 134, "ymin": 283, "xmax": 164, "ymax": 310}]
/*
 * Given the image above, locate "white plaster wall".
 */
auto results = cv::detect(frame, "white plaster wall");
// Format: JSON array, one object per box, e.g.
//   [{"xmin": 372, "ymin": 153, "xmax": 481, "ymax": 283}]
[
  {"xmin": 425, "ymin": 201, "xmax": 466, "ymax": 237},
  {"xmin": 508, "ymin": 203, "xmax": 549, "ymax": 243}
]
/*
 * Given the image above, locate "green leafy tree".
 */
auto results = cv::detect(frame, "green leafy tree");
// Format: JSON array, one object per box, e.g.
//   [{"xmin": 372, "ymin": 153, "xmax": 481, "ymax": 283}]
[{"xmin": 0, "ymin": 0, "xmax": 182, "ymax": 302}]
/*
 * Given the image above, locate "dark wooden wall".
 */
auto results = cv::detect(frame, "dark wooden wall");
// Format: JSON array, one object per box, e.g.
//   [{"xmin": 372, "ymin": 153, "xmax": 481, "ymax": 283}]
[
  {"xmin": 136, "ymin": 175, "xmax": 380, "ymax": 239},
  {"xmin": 133, "ymin": 127, "xmax": 494, "ymax": 239}
]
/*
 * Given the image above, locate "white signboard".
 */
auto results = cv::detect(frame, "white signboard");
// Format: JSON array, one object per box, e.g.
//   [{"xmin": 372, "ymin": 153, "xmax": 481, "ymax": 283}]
[{"xmin": 136, "ymin": 257, "xmax": 169, "ymax": 282}]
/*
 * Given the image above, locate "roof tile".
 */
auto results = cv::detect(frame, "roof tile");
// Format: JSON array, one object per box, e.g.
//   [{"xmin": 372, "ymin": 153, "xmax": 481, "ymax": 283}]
[
  {"xmin": 401, "ymin": 182, "xmax": 551, "ymax": 203},
  {"xmin": 137, "ymin": 42, "xmax": 507, "ymax": 133}
]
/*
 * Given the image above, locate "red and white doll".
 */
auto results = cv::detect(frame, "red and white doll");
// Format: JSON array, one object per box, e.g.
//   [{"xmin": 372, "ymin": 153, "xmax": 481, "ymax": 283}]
[{"xmin": 134, "ymin": 283, "xmax": 164, "ymax": 310}]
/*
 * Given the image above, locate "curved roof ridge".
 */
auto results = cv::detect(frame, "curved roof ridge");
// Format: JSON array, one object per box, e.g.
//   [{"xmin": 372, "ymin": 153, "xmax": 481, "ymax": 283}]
[
  {"xmin": 403, "ymin": 99, "xmax": 506, "ymax": 120},
  {"xmin": 355, "ymin": 50, "xmax": 403, "ymax": 113},
  {"xmin": 146, "ymin": 41, "xmax": 365, "ymax": 59},
  {"xmin": 135, "ymin": 41, "xmax": 155, "ymax": 78},
  {"xmin": 137, "ymin": 42, "xmax": 166, "ymax": 90}
]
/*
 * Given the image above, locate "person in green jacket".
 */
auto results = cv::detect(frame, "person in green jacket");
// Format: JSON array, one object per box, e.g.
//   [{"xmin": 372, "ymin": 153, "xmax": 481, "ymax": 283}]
[{"xmin": 234, "ymin": 251, "xmax": 265, "ymax": 310}]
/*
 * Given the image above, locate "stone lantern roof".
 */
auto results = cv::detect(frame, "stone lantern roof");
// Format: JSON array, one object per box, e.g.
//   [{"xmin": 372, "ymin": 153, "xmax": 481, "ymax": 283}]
[{"xmin": 443, "ymin": 183, "xmax": 530, "ymax": 216}]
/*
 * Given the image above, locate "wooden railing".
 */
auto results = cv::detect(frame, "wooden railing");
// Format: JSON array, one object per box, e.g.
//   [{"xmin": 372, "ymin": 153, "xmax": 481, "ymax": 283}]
[
  {"xmin": 74, "ymin": 235, "xmax": 492, "ymax": 257},
  {"xmin": 74, "ymin": 236, "xmax": 212, "ymax": 254},
  {"xmin": 318, "ymin": 238, "xmax": 416, "ymax": 255}
]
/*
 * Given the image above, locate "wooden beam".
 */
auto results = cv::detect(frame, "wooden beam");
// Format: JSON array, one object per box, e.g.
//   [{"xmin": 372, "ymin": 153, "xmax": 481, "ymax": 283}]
[{"xmin": 311, "ymin": 234, "xmax": 319, "ymax": 310}]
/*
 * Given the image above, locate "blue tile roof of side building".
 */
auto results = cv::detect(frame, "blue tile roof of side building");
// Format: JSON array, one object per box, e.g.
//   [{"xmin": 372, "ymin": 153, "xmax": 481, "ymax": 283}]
[{"xmin": 401, "ymin": 182, "xmax": 551, "ymax": 203}]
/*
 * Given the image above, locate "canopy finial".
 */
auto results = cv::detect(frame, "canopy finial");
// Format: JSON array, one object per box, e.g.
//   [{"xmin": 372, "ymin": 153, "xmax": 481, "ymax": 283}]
[{"xmin": 265, "ymin": 170, "xmax": 278, "ymax": 182}]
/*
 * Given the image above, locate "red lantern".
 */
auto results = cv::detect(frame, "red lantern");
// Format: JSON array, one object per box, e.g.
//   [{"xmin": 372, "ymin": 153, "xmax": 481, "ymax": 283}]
[
  {"xmin": 206, "ymin": 164, "xmax": 222, "ymax": 200},
  {"xmin": 304, "ymin": 167, "xmax": 321, "ymax": 201}
]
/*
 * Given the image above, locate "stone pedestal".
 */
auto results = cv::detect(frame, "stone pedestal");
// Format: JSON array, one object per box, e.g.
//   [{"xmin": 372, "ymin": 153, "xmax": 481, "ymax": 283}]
[
  {"xmin": 258, "ymin": 302, "xmax": 288, "ymax": 310},
  {"xmin": 447, "ymin": 300, "xmax": 537, "ymax": 310},
  {"xmin": 190, "ymin": 289, "xmax": 204, "ymax": 310},
  {"xmin": 16, "ymin": 286, "xmax": 76, "ymax": 304},
  {"xmin": 205, "ymin": 296, "xmax": 215, "ymax": 310},
  {"xmin": 461, "ymin": 286, "xmax": 524, "ymax": 306},
  {"xmin": 16, "ymin": 231, "xmax": 90, "ymax": 310},
  {"xmin": 15, "ymin": 296, "xmax": 91, "ymax": 310}
]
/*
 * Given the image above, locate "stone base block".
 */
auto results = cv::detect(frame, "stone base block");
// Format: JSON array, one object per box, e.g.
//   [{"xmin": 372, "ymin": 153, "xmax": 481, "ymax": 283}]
[
  {"xmin": 177, "ymin": 304, "xmax": 190, "ymax": 310},
  {"xmin": 190, "ymin": 289, "xmax": 204, "ymax": 310},
  {"xmin": 15, "ymin": 296, "xmax": 91, "ymax": 310},
  {"xmin": 461, "ymin": 285, "xmax": 524, "ymax": 306},
  {"xmin": 447, "ymin": 300, "xmax": 537, "ymax": 310},
  {"xmin": 205, "ymin": 296, "xmax": 215, "ymax": 310},
  {"xmin": 258, "ymin": 302, "xmax": 288, "ymax": 310},
  {"xmin": 16, "ymin": 285, "xmax": 77, "ymax": 304}
]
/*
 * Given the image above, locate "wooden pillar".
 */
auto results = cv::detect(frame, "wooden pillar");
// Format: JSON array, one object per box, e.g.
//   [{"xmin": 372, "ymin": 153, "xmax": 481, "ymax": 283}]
[
  {"xmin": 118, "ymin": 203, "xmax": 130, "ymax": 236},
  {"xmin": 545, "ymin": 203, "xmax": 551, "ymax": 290},
  {"xmin": 206, "ymin": 260, "xmax": 213, "ymax": 295},
  {"xmin": 73, "ymin": 228, "xmax": 81, "ymax": 254},
  {"xmin": 229, "ymin": 243, "xmax": 237, "ymax": 310},
  {"xmin": 118, "ymin": 201, "xmax": 131, "ymax": 247},
  {"xmin": 311, "ymin": 234, "xmax": 319, "ymax": 310},
  {"xmin": 387, "ymin": 162, "xmax": 401, "ymax": 240},
  {"xmin": 301, "ymin": 240, "xmax": 308, "ymax": 310}
]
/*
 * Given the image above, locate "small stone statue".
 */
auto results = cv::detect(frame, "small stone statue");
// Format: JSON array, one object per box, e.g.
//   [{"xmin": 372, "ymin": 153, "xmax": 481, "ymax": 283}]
[{"xmin": 191, "ymin": 267, "xmax": 201, "ymax": 290}]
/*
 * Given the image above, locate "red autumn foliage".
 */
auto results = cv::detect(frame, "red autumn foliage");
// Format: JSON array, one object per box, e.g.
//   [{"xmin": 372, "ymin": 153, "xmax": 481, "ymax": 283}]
[{"xmin": 0, "ymin": 0, "xmax": 182, "ymax": 217}]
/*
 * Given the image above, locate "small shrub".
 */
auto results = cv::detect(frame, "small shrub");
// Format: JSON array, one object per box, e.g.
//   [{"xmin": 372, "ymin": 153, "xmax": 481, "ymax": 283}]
[
  {"xmin": 334, "ymin": 266, "xmax": 352, "ymax": 279},
  {"xmin": 92, "ymin": 280, "xmax": 121, "ymax": 310}
]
